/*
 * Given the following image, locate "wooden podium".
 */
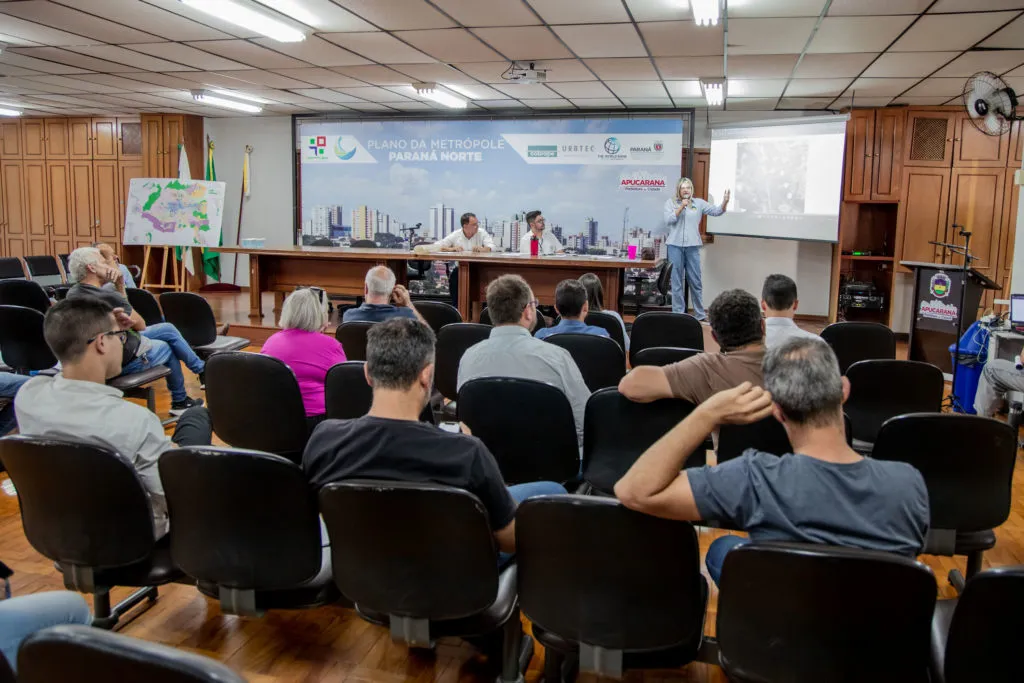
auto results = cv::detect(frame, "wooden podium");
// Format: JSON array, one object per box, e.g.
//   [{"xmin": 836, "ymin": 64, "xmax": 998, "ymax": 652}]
[{"xmin": 902, "ymin": 261, "xmax": 1000, "ymax": 373}]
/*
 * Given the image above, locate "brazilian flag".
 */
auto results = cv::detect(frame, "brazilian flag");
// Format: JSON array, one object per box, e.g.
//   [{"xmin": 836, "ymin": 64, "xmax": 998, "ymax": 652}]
[{"xmin": 202, "ymin": 144, "xmax": 220, "ymax": 282}]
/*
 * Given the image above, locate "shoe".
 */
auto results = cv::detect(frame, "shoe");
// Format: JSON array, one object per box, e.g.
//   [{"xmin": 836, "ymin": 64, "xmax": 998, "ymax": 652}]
[
  {"xmin": 170, "ymin": 396, "xmax": 204, "ymax": 416},
  {"xmin": 198, "ymin": 370, "xmax": 206, "ymax": 390}
]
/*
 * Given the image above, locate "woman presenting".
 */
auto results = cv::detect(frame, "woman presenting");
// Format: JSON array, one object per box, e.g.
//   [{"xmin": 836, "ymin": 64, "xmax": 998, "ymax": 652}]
[{"xmin": 662, "ymin": 178, "xmax": 730, "ymax": 321}]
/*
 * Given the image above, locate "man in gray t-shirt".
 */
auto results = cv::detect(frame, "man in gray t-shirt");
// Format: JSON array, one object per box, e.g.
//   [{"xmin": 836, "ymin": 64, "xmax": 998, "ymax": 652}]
[{"xmin": 615, "ymin": 336, "xmax": 928, "ymax": 585}]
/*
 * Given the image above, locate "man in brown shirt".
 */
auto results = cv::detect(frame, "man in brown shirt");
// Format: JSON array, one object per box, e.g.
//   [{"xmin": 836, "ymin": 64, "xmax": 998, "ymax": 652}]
[{"xmin": 619, "ymin": 289, "xmax": 765, "ymax": 404}]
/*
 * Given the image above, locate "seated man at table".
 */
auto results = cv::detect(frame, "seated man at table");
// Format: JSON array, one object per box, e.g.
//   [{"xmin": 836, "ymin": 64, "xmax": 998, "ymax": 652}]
[
  {"xmin": 518, "ymin": 210, "xmax": 564, "ymax": 255},
  {"xmin": 614, "ymin": 337, "xmax": 929, "ymax": 585},
  {"xmin": 303, "ymin": 318, "xmax": 565, "ymax": 554},
  {"xmin": 535, "ymin": 279, "xmax": 611, "ymax": 341},
  {"xmin": 458, "ymin": 274, "xmax": 589, "ymax": 449},
  {"xmin": 618, "ymin": 288, "xmax": 765, "ymax": 405},
  {"xmin": 342, "ymin": 265, "xmax": 428, "ymax": 325},
  {"xmin": 429, "ymin": 212, "xmax": 493, "ymax": 309},
  {"xmin": 762, "ymin": 273, "xmax": 818, "ymax": 349}
]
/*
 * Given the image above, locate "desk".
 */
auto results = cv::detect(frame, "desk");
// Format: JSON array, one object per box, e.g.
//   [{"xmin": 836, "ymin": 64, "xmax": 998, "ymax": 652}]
[
  {"xmin": 210, "ymin": 245, "xmax": 655, "ymax": 323},
  {"xmin": 989, "ymin": 328, "xmax": 1024, "ymax": 363}
]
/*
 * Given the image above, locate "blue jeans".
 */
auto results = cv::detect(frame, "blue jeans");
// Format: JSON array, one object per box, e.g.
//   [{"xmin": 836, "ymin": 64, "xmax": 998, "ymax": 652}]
[
  {"xmin": 498, "ymin": 481, "xmax": 567, "ymax": 567},
  {"xmin": 0, "ymin": 592, "xmax": 92, "ymax": 672},
  {"xmin": 123, "ymin": 323, "xmax": 204, "ymax": 403},
  {"xmin": 667, "ymin": 245, "xmax": 705, "ymax": 319},
  {"xmin": 0, "ymin": 373, "xmax": 29, "ymax": 436},
  {"xmin": 705, "ymin": 534, "xmax": 749, "ymax": 586}
]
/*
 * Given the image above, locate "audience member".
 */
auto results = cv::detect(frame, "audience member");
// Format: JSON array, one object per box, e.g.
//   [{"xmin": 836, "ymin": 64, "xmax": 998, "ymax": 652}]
[
  {"xmin": 458, "ymin": 275, "xmax": 589, "ymax": 448},
  {"xmin": 342, "ymin": 266, "xmax": 427, "ymax": 325},
  {"xmin": 518, "ymin": 210, "xmax": 563, "ymax": 255},
  {"xmin": 262, "ymin": 287, "xmax": 346, "ymax": 430},
  {"xmin": 65, "ymin": 247, "xmax": 204, "ymax": 414},
  {"xmin": 975, "ymin": 360, "xmax": 1024, "ymax": 417},
  {"xmin": 15, "ymin": 298, "xmax": 213, "ymax": 536},
  {"xmin": 535, "ymin": 279, "xmax": 611, "ymax": 341},
  {"xmin": 0, "ymin": 373, "xmax": 29, "ymax": 436},
  {"xmin": 92, "ymin": 242, "xmax": 137, "ymax": 288},
  {"xmin": 303, "ymin": 318, "xmax": 565, "ymax": 555},
  {"xmin": 762, "ymin": 273, "xmax": 818, "ymax": 349},
  {"xmin": 615, "ymin": 337, "xmax": 929, "ymax": 585},
  {"xmin": 579, "ymin": 273, "xmax": 629, "ymax": 351},
  {"xmin": 618, "ymin": 288, "xmax": 765, "ymax": 405},
  {"xmin": 0, "ymin": 592, "xmax": 91, "ymax": 673}
]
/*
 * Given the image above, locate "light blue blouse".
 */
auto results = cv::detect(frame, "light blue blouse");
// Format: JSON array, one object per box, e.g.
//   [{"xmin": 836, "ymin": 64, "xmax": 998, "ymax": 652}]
[{"xmin": 662, "ymin": 197, "xmax": 725, "ymax": 247}]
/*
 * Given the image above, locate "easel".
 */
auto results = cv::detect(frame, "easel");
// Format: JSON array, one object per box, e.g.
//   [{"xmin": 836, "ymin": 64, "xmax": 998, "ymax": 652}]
[{"xmin": 140, "ymin": 245, "xmax": 187, "ymax": 292}]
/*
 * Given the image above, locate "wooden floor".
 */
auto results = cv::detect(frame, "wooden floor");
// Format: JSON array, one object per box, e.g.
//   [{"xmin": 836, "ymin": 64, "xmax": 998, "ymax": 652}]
[{"xmin": 0, "ymin": 292, "xmax": 1018, "ymax": 682}]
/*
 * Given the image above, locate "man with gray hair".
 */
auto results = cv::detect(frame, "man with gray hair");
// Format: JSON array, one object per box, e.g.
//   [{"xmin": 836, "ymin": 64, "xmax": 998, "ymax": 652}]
[
  {"xmin": 342, "ymin": 265, "xmax": 427, "ymax": 325},
  {"xmin": 615, "ymin": 336, "xmax": 929, "ymax": 585}
]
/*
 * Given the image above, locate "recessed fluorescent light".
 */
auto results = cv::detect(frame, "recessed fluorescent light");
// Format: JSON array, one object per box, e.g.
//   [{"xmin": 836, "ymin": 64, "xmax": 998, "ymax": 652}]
[
  {"xmin": 444, "ymin": 83, "xmax": 480, "ymax": 100},
  {"xmin": 413, "ymin": 83, "xmax": 467, "ymax": 109},
  {"xmin": 0, "ymin": 107, "xmax": 21, "ymax": 117},
  {"xmin": 179, "ymin": 0, "xmax": 306, "ymax": 42},
  {"xmin": 191, "ymin": 90, "xmax": 263, "ymax": 113},
  {"xmin": 210, "ymin": 89, "xmax": 267, "ymax": 104},
  {"xmin": 691, "ymin": 0, "xmax": 720, "ymax": 26},
  {"xmin": 700, "ymin": 80, "xmax": 724, "ymax": 107},
  {"xmin": 252, "ymin": 0, "xmax": 321, "ymax": 28}
]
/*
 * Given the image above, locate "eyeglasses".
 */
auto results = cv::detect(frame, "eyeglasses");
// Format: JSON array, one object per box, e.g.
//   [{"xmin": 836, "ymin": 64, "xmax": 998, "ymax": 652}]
[
  {"xmin": 530, "ymin": 299, "xmax": 539, "ymax": 308},
  {"xmin": 87, "ymin": 329, "xmax": 127, "ymax": 345}
]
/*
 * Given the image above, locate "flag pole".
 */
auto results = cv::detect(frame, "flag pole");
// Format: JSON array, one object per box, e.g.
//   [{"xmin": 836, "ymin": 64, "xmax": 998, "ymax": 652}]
[{"xmin": 230, "ymin": 144, "xmax": 253, "ymax": 286}]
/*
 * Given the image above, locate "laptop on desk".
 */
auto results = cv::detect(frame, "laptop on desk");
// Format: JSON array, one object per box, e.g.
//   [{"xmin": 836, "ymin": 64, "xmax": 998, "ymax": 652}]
[{"xmin": 1011, "ymin": 294, "xmax": 1024, "ymax": 333}]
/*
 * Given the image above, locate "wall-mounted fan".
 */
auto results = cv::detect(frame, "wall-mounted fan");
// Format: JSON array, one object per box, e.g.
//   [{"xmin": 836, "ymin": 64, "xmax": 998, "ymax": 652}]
[{"xmin": 962, "ymin": 71, "xmax": 1019, "ymax": 136}]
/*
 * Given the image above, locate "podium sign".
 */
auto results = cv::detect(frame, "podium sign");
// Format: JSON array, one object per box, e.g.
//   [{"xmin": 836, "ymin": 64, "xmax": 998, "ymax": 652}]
[{"xmin": 914, "ymin": 268, "xmax": 963, "ymax": 334}]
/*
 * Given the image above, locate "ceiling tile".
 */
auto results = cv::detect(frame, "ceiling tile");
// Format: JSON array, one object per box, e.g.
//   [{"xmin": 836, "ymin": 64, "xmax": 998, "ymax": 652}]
[
  {"xmin": 902, "ymin": 77, "xmax": 970, "ymax": 96},
  {"xmin": 526, "ymin": 0, "xmax": 630, "ymax": 23},
  {"xmin": 727, "ymin": 54, "xmax": 800, "ymax": 78},
  {"xmin": 890, "ymin": 12, "xmax": 1019, "ymax": 52},
  {"xmin": 490, "ymin": 82, "xmax": 559, "ymax": 98},
  {"xmin": 828, "ymin": 0, "xmax": 931, "ymax": 14},
  {"xmin": 726, "ymin": 98, "xmax": 780, "ymax": 110},
  {"xmin": 777, "ymin": 96, "xmax": 836, "ymax": 108},
  {"xmin": 0, "ymin": 1, "xmax": 160, "ymax": 43},
  {"xmin": 471, "ymin": 27, "xmax": 573, "ymax": 60},
  {"xmin": 623, "ymin": 0, "xmax": 691, "ymax": 21},
  {"xmin": 728, "ymin": 18, "xmax": 818, "ymax": 55},
  {"xmin": 288, "ymin": 88, "xmax": 366, "ymax": 103},
  {"xmin": 252, "ymin": 0, "xmax": 377, "ymax": 31},
  {"xmin": 347, "ymin": 102, "xmax": 400, "ymax": 111},
  {"xmin": 980, "ymin": 16, "xmax": 1024, "ymax": 49},
  {"xmin": 728, "ymin": 0, "xmax": 829, "ymax": 17},
  {"xmin": 217, "ymin": 69, "xmax": 313, "ymax": 89},
  {"xmin": 474, "ymin": 99, "xmax": 529, "ymax": 109},
  {"xmin": 547, "ymin": 81, "xmax": 615, "ymax": 98},
  {"xmin": 126, "ymin": 43, "xmax": 252, "ymax": 71},
  {"xmin": 23, "ymin": 74, "xmax": 127, "ymax": 93},
  {"xmin": 583, "ymin": 58, "xmax": 659, "ymax": 80},
  {"xmin": 891, "ymin": 95, "xmax": 958, "ymax": 105},
  {"xmin": 605, "ymin": 81, "xmax": 668, "ymax": 97},
  {"xmin": 163, "ymin": 70, "xmax": 262, "ymax": 89},
  {"xmin": 388, "ymin": 100, "xmax": 441, "ymax": 110},
  {"xmin": 523, "ymin": 59, "xmax": 594, "ymax": 81},
  {"xmin": 929, "ymin": 0, "xmax": 1024, "ymax": 10},
  {"xmin": 63, "ymin": 45, "xmax": 196, "ymax": 72},
  {"xmin": 252, "ymin": 36, "xmax": 373, "ymax": 66},
  {"xmin": 182, "ymin": 40, "xmax": 309, "ymax": 69},
  {"xmin": 552, "ymin": 24, "xmax": 647, "ymax": 58},
  {"xmin": 792, "ymin": 52, "xmax": 878, "ymax": 77},
  {"xmin": 320, "ymin": 32, "xmax": 436, "ymax": 63},
  {"xmin": 638, "ymin": 21, "xmax": 724, "ymax": 57},
  {"xmin": 935, "ymin": 50, "xmax": 1024, "ymax": 77},
  {"xmin": 808, "ymin": 16, "xmax": 917, "ymax": 53},
  {"xmin": 664, "ymin": 80, "xmax": 703, "ymax": 98},
  {"xmin": 862, "ymin": 52, "xmax": 959, "ymax": 77},
  {"xmin": 847, "ymin": 77, "xmax": 921, "ymax": 96},
  {"xmin": 132, "ymin": 0, "xmax": 256, "ymax": 38},
  {"xmin": 655, "ymin": 56, "xmax": 725, "ymax": 79},
  {"xmin": 389, "ymin": 63, "xmax": 480, "ymax": 84},
  {"xmin": 9, "ymin": 47, "xmax": 133, "ymax": 72},
  {"xmin": 331, "ymin": 64, "xmax": 420, "ymax": 85},
  {"xmin": 335, "ymin": 86, "xmax": 413, "ymax": 102},
  {"xmin": 56, "ymin": 0, "xmax": 228, "ymax": 40},
  {"xmin": 568, "ymin": 98, "xmax": 622, "ymax": 107},
  {"xmin": 328, "ymin": 0, "xmax": 455, "ymax": 30},
  {"xmin": 727, "ymin": 79, "xmax": 789, "ymax": 97},
  {"xmin": 836, "ymin": 96, "xmax": 893, "ymax": 107},
  {"xmin": 242, "ymin": 89, "xmax": 325, "ymax": 104},
  {"xmin": 525, "ymin": 98, "xmax": 575, "ymax": 108},
  {"xmin": 0, "ymin": 63, "xmax": 48, "ymax": 77},
  {"xmin": 270, "ymin": 68, "xmax": 364, "ymax": 87},
  {"xmin": 783, "ymin": 78, "xmax": 853, "ymax": 96},
  {"xmin": 0, "ymin": 13, "xmax": 98, "ymax": 45},
  {"xmin": 393, "ymin": 29, "xmax": 503, "ymax": 62},
  {"xmin": 300, "ymin": 102, "xmax": 354, "ymax": 112},
  {"xmin": 429, "ymin": 0, "xmax": 542, "ymax": 27},
  {"xmin": 435, "ymin": 82, "xmax": 507, "ymax": 99},
  {"xmin": 621, "ymin": 97, "xmax": 675, "ymax": 106},
  {"xmin": 110, "ymin": 72, "xmax": 203, "ymax": 89}
]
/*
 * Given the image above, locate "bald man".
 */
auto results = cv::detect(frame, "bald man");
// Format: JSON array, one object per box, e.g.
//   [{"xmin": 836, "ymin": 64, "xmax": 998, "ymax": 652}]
[{"xmin": 342, "ymin": 265, "xmax": 427, "ymax": 325}]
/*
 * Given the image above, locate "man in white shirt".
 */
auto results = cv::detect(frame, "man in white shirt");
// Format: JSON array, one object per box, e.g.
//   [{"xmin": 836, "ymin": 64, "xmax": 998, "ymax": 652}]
[
  {"xmin": 519, "ymin": 210, "xmax": 564, "ymax": 255},
  {"xmin": 431, "ymin": 213, "xmax": 494, "ymax": 309},
  {"xmin": 762, "ymin": 273, "xmax": 818, "ymax": 349},
  {"xmin": 15, "ymin": 298, "xmax": 213, "ymax": 537}
]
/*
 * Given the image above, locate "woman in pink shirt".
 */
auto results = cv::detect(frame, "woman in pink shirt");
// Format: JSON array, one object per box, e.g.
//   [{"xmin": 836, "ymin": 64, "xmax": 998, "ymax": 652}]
[{"xmin": 261, "ymin": 288, "xmax": 346, "ymax": 429}]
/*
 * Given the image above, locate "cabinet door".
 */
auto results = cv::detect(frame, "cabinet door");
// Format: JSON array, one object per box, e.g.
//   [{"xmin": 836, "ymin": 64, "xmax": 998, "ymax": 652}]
[
  {"xmin": 948, "ymin": 168, "xmax": 1004, "ymax": 287},
  {"xmin": 872, "ymin": 108, "xmax": 905, "ymax": 201},
  {"xmin": 953, "ymin": 113, "xmax": 1010, "ymax": 167},
  {"xmin": 1009, "ymin": 119, "xmax": 1023, "ymax": 168},
  {"xmin": 0, "ymin": 120, "xmax": 21, "ymax": 158},
  {"xmin": 21, "ymin": 160, "xmax": 49, "ymax": 255},
  {"xmin": 47, "ymin": 161, "xmax": 72, "ymax": 255},
  {"xmin": 1, "ymin": 162, "xmax": 27, "ymax": 257},
  {"xmin": 997, "ymin": 168, "xmax": 1020, "ymax": 299},
  {"xmin": 92, "ymin": 117, "xmax": 118, "ymax": 160},
  {"xmin": 164, "ymin": 115, "xmax": 183, "ymax": 178},
  {"xmin": 141, "ymin": 114, "xmax": 164, "ymax": 177},
  {"xmin": 903, "ymin": 111, "xmax": 956, "ymax": 168},
  {"xmin": 43, "ymin": 119, "xmax": 69, "ymax": 159},
  {"xmin": 70, "ymin": 161, "xmax": 94, "ymax": 248},
  {"xmin": 93, "ymin": 161, "xmax": 120, "ymax": 246},
  {"xmin": 118, "ymin": 161, "xmax": 144, "ymax": 249},
  {"xmin": 897, "ymin": 167, "xmax": 950, "ymax": 269},
  {"xmin": 68, "ymin": 118, "xmax": 92, "ymax": 159},
  {"xmin": 844, "ymin": 109, "xmax": 874, "ymax": 201},
  {"xmin": 117, "ymin": 119, "xmax": 142, "ymax": 160},
  {"xmin": 20, "ymin": 119, "xmax": 45, "ymax": 160}
]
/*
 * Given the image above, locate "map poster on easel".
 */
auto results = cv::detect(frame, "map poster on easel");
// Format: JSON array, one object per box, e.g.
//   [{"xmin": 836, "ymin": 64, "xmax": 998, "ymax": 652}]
[{"xmin": 122, "ymin": 178, "xmax": 226, "ymax": 247}]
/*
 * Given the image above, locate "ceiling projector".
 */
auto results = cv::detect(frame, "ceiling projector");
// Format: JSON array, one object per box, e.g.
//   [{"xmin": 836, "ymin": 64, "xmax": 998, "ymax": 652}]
[{"xmin": 505, "ymin": 62, "xmax": 548, "ymax": 85}]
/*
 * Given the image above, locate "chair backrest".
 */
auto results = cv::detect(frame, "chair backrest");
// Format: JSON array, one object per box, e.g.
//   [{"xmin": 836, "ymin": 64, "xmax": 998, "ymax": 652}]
[
  {"xmin": 585, "ymin": 311, "xmax": 626, "ymax": 351},
  {"xmin": 820, "ymin": 321, "xmax": 896, "ymax": 374},
  {"xmin": 350, "ymin": 239, "xmax": 377, "ymax": 248},
  {"xmin": 18, "ymin": 625, "xmax": 247, "ymax": 683},
  {"xmin": 458, "ymin": 377, "xmax": 579, "ymax": 484},
  {"xmin": 943, "ymin": 565, "xmax": 1024, "ymax": 682},
  {"xmin": 583, "ymin": 389, "xmax": 700, "ymax": 493},
  {"xmin": 479, "ymin": 307, "xmax": 492, "ymax": 326},
  {"xmin": 630, "ymin": 311, "xmax": 704, "ymax": 365},
  {"xmin": 310, "ymin": 237, "xmax": 333, "ymax": 246},
  {"xmin": 845, "ymin": 359, "xmax": 944, "ymax": 443},
  {"xmin": 335, "ymin": 321, "xmax": 375, "ymax": 361},
  {"xmin": 159, "ymin": 446, "xmax": 323, "ymax": 590},
  {"xmin": 0, "ymin": 279, "xmax": 50, "ymax": 313},
  {"xmin": 544, "ymin": 333, "xmax": 625, "ymax": 392},
  {"xmin": 717, "ymin": 542, "xmax": 936, "ymax": 683},
  {"xmin": 58, "ymin": 254, "xmax": 71, "ymax": 280},
  {"xmin": 0, "ymin": 257, "xmax": 25, "ymax": 281},
  {"xmin": 717, "ymin": 417, "xmax": 793, "ymax": 464},
  {"xmin": 205, "ymin": 352, "xmax": 309, "ymax": 461},
  {"xmin": 631, "ymin": 346, "xmax": 702, "ymax": 367},
  {"xmin": 655, "ymin": 260, "xmax": 672, "ymax": 295},
  {"xmin": 320, "ymin": 480, "xmax": 499, "ymax": 620},
  {"xmin": 517, "ymin": 496, "xmax": 706, "ymax": 652},
  {"xmin": 413, "ymin": 301, "xmax": 463, "ymax": 334},
  {"xmin": 324, "ymin": 361, "xmax": 372, "ymax": 419},
  {"xmin": 159, "ymin": 292, "xmax": 217, "ymax": 347},
  {"xmin": 0, "ymin": 305, "xmax": 56, "ymax": 372},
  {"xmin": 435, "ymin": 323, "xmax": 491, "ymax": 402},
  {"xmin": 0, "ymin": 436, "xmax": 156, "ymax": 570},
  {"xmin": 126, "ymin": 288, "xmax": 164, "ymax": 326},
  {"xmin": 23, "ymin": 255, "xmax": 64, "ymax": 287}
]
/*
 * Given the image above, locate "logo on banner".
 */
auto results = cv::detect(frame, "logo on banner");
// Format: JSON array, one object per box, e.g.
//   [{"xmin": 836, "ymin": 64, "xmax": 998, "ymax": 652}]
[
  {"xmin": 654, "ymin": 140, "xmax": 664, "ymax": 152},
  {"xmin": 559, "ymin": 143, "xmax": 595, "ymax": 156},
  {"xmin": 334, "ymin": 137, "xmax": 357, "ymax": 161},
  {"xmin": 929, "ymin": 272, "xmax": 951, "ymax": 298},
  {"xmin": 619, "ymin": 170, "xmax": 668, "ymax": 192},
  {"xmin": 527, "ymin": 145, "xmax": 558, "ymax": 158},
  {"xmin": 604, "ymin": 137, "xmax": 621, "ymax": 154},
  {"xmin": 919, "ymin": 299, "xmax": 958, "ymax": 323},
  {"xmin": 307, "ymin": 136, "xmax": 327, "ymax": 158}
]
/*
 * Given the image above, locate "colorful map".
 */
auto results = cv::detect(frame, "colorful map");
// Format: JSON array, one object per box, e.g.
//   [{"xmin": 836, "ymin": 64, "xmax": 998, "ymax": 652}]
[{"xmin": 123, "ymin": 178, "xmax": 226, "ymax": 247}]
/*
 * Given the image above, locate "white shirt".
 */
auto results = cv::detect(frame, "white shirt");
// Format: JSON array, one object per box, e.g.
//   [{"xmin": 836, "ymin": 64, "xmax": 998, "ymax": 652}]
[
  {"xmin": 15, "ymin": 374, "xmax": 172, "ymax": 536},
  {"xmin": 519, "ymin": 230, "xmax": 563, "ymax": 255},
  {"xmin": 431, "ymin": 227, "xmax": 495, "ymax": 252},
  {"xmin": 764, "ymin": 316, "xmax": 819, "ymax": 349}
]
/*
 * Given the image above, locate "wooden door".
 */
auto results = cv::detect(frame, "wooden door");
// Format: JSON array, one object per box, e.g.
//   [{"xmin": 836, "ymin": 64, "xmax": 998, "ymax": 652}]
[
  {"xmin": 93, "ymin": 161, "xmax": 120, "ymax": 246},
  {"xmin": 43, "ymin": 118, "xmax": 69, "ymax": 159},
  {"xmin": 21, "ymin": 160, "xmax": 49, "ymax": 255},
  {"xmin": 164, "ymin": 115, "xmax": 183, "ymax": 178},
  {"xmin": 953, "ymin": 113, "xmax": 1010, "ymax": 167},
  {"xmin": 117, "ymin": 119, "xmax": 142, "ymax": 160},
  {"xmin": 0, "ymin": 120, "xmax": 21, "ymax": 158},
  {"xmin": 896, "ymin": 167, "xmax": 950, "ymax": 270},
  {"xmin": 47, "ymin": 161, "xmax": 72, "ymax": 255},
  {"xmin": 872, "ymin": 108, "xmax": 905, "ymax": 201},
  {"xmin": 947, "ymin": 168, "xmax": 1004, "ymax": 295},
  {"xmin": 68, "ymin": 118, "xmax": 92, "ymax": 159},
  {"xmin": 92, "ymin": 117, "xmax": 118, "ymax": 160},
  {"xmin": 844, "ymin": 109, "xmax": 874, "ymax": 201},
  {"xmin": 141, "ymin": 114, "xmax": 164, "ymax": 177},
  {"xmin": 903, "ymin": 111, "xmax": 956, "ymax": 168},
  {"xmin": 1009, "ymin": 119, "xmax": 1023, "ymax": 168},
  {"xmin": 1, "ymin": 161, "xmax": 27, "ymax": 257},
  {"xmin": 69, "ymin": 161, "xmax": 94, "ymax": 249},
  {"xmin": 20, "ymin": 119, "xmax": 45, "ymax": 160},
  {"xmin": 117, "ymin": 161, "xmax": 144, "ymax": 248},
  {"xmin": 996, "ymin": 168, "xmax": 1020, "ymax": 299}
]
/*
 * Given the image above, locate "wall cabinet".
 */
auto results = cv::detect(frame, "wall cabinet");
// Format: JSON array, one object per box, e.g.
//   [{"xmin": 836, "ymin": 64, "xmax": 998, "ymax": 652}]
[
  {"xmin": 2, "ymin": 161, "xmax": 27, "ymax": 257},
  {"xmin": 22, "ymin": 160, "xmax": 49, "ymax": 255},
  {"xmin": 953, "ymin": 113, "xmax": 1010, "ymax": 167},
  {"xmin": 69, "ymin": 118, "xmax": 92, "ymax": 160},
  {"xmin": 44, "ymin": 119, "xmax": 69, "ymax": 159},
  {"xmin": 21, "ymin": 119, "xmax": 46, "ymax": 160},
  {"xmin": 947, "ymin": 168, "xmax": 1005, "ymax": 290},
  {"xmin": 93, "ymin": 160, "xmax": 120, "ymax": 248},
  {"xmin": 843, "ymin": 108, "xmax": 905, "ymax": 202},
  {"xmin": 69, "ymin": 161, "xmax": 94, "ymax": 249},
  {"xmin": 897, "ymin": 167, "xmax": 950, "ymax": 268},
  {"xmin": 0, "ymin": 122, "xmax": 21, "ymax": 159},
  {"xmin": 844, "ymin": 110, "xmax": 873, "ymax": 201},
  {"xmin": 903, "ymin": 111, "xmax": 956, "ymax": 168},
  {"xmin": 141, "ymin": 113, "xmax": 202, "ymax": 179}
]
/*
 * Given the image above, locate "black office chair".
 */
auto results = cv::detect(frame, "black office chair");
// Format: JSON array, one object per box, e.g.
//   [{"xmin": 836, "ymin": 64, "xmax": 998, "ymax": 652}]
[
  {"xmin": 0, "ymin": 305, "xmax": 56, "ymax": 373},
  {"xmin": 324, "ymin": 360, "xmax": 434, "ymax": 424},
  {"xmin": 335, "ymin": 321, "xmax": 375, "ymax": 361},
  {"xmin": 159, "ymin": 446, "xmax": 339, "ymax": 616},
  {"xmin": 0, "ymin": 280, "xmax": 50, "ymax": 313},
  {"xmin": 435, "ymin": 323, "xmax": 491, "ymax": 408},
  {"xmin": 319, "ymin": 480, "xmax": 532, "ymax": 683},
  {"xmin": 0, "ymin": 257, "xmax": 25, "ymax": 281},
  {"xmin": 17, "ymin": 625, "xmax": 246, "ymax": 683},
  {"xmin": 544, "ymin": 333, "xmax": 625, "ymax": 392},
  {"xmin": 629, "ymin": 260, "xmax": 671, "ymax": 313},
  {"xmin": 930, "ymin": 565, "xmax": 1024, "ymax": 683},
  {"xmin": 350, "ymin": 240, "xmax": 377, "ymax": 248},
  {"xmin": 517, "ymin": 496, "xmax": 707, "ymax": 680},
  {"xmin": 205, "ymin": 352, "xmax": 310, "ymax": 464},
  {"xmin": 126, "ymin": 288, "xmax": 164, "ymax": 326},
  {"xmin": 873, "ymin": 413, "xmax": 1016, "ymax": 592},
  {"xmin": 717, "ymin": 542, "xmax": 936, "ymax": 682},
  {"xmin": 158, "ymin": 292, "xmax": 249, "ymax": 359},
  {"xmin": 479, "ymin": 307, "xmax": 492, "ymax": 326},
  {"xmin": 584, "ymin": 311, "xmax": 626, "ymax": 352},
  {"xmin": 23, "ymin": 255, "xmax": 64, "ymax": 289},
  {"xmin": 0, "ymin": 436, "xmax": 185, "ymax": 629},
  {"xmin": 459, "ymin": 377, "xmax": 579, "ymax": 485},
  {"xmin": 413, "ymin": 300, "xmax": 463, "ymax": 334},
  {"xmin": 631, "ymin": 346, "xmax": 702, "ymax": 367},
  {"xmin": 629, "ymin": 311, "xmax": 704, "ymax": 366},
  {"xmin": 58, "ymin": 254, "xmax": 71, "ymax": 279},
  {"xmin": 845, "ymin": 359, "xmax": 944, "ymax": 452},
  {"xmin": 310, "ymin": 237, "xmax": 333, "ymax": 247},
  {"xmin": 820, "ymin": 321, "xmax": 896, "ymax": 374},
  {"xmin": 717, "ymin": 417, "xmax": 794, "ymax": 464}
]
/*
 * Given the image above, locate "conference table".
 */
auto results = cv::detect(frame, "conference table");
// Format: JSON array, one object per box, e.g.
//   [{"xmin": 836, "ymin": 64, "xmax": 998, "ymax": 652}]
[{"xmin": 211, "ymin": 245, "xmax": 656, "ymax": 323}]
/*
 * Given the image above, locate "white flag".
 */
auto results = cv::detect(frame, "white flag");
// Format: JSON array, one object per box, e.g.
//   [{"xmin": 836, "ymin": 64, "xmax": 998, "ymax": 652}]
[{"xmin": 178, "ymin": 144, "xmax": 195, "ymax": 275}]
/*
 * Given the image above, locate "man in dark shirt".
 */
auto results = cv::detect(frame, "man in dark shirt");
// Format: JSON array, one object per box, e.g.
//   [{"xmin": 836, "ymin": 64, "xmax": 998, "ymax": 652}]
[
  {"xmin": 615, "ymin": 336, "xmax": 929, "ymax": 585},
  {"xmin": 342, "ymin": 266, "xmax": 428, "ymax": 325},
  {"xmin": 304, "ymin": 318, "xmax": 565, "ymax": 554}
]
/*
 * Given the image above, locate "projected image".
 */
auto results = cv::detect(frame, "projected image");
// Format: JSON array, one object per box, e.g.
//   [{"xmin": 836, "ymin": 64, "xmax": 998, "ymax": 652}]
[{"xmin": 735, "ymin": 139, "xmax": 807, "ymax": 214}]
